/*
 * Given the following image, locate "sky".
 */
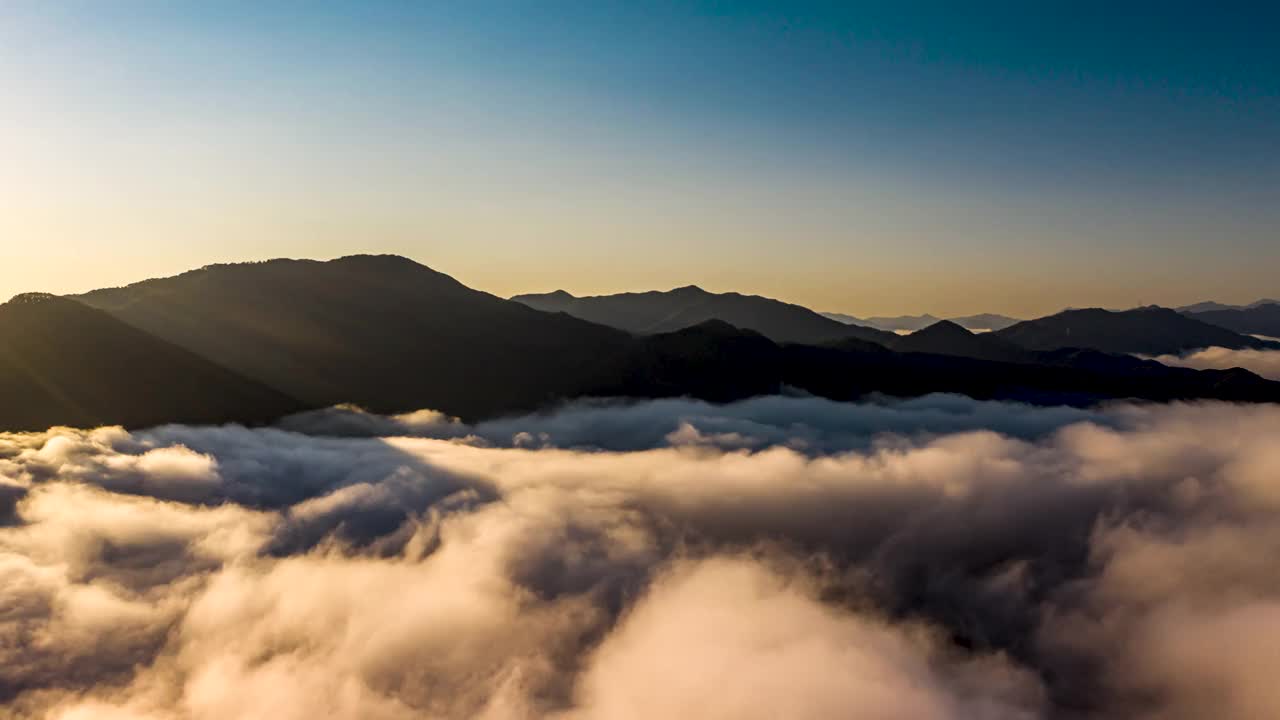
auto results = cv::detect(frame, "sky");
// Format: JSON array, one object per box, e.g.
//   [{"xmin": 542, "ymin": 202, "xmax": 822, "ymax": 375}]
[{"xmin": 2, "ymin": 1, "xmax": 1277, "ymax": 317}]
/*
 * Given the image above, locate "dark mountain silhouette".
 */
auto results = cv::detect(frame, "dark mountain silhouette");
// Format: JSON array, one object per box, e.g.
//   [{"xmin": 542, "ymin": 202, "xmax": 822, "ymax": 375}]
[
  {"xmin": 890, "ymin": 320, "xmax": 1031, "ymax": 362},
  {"xmin": 0, "ymin": 293, "xmax": 300, "ymax": 431},
  {"xmin": 76, "ymin": 255, "xmax": 638, "ymax": 420},
  {"xmin": 595, "ymin": 319, "xmax": 1280, "ymax": 408},
  {"xmin": 786, "ymin": 339, "xmax": 1280, "ymax": 406},
  {"xmin": 992, "ymin": 306, "xmax": 1269, "ymax": 355},
  {"xmin": 602, "ymin": 320, "xmax": 784, "ymax": 402},
  {"xmin": 1188, "ymin": 303, "xmax": 1280, "ymax": 339},
  {"xmin": 512, "ymin": 287, "xmax": 899, "ymax": 346}
]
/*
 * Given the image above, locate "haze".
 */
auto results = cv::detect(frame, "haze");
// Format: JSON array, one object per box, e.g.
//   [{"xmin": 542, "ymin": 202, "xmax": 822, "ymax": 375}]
[{"xmin": 4, "ymin": 2, "xmax": 1278, "ymax": 317}]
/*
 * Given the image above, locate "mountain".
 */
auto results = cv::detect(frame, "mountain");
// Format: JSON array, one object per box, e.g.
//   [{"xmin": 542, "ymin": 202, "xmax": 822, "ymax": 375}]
[
  {"xmin": 25, "ymin": 256, "xmax": 1276, "ymax": 431},
  {"xmin": 1177, "ymin": 301, "xmax": 1238, "ymax": 313},
  {"xmin": 1177, "ymin": 299, "xmax": 1280, "ymax": 313},
  {"xmin": 1187, "ymin": 303, "xmax": 1280, "ymax": 339},
  {"xmin": 823, "ymin": 311, "xmax": 1020, "ymax": 333},
  {"xmin": 0, "ymin": 294, "xmax": 300, "ymax": 431},
  {"xmin": 993, "ymin": 306, "xmax": 1270, "ymax": 355},
  {"xmin": 601, "ymin": 320, "xmax": 784, "ymax": 402},
  {"xmin": 858, "ymin": 314, "xmax": 940, "ymax": 333},
  {"xmin": 578, "ymin": 315, "xmax": 1280, "ymax": 407},
  {"xmin": 76, "ymin": 255, "xmax": 638, "ymax": 420},
  {"xmin": 890, "ymin": 320, "xmax": 1031, "ymax": 362},
  {"xmin": 820, "ymin": 311, "xmax": 868, "ymax": 326},
  {"xmin": 512, "ymin": 287, "xmax": 898, "ymax": 346},
  {"xmin": 949, "ymin": 313, "xmax": 1021, "ymax": 332},
  {"xmin": 788, "ymin": 338, "xmax": 1280, "ymax": 406}
]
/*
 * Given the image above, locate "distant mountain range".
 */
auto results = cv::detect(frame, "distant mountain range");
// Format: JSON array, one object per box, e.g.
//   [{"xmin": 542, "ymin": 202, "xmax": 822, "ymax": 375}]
[
  {"xmin": 512, "ymin": 287, "xmax": 899, "ymax": 345},
  {"xmin": 1176, "ymin": 298, "xmax": 1280, "ymax": 313},
  {"xmin": 516, "ymin": 285, "xmax": 1274, "ymax": 356},
  {"xmin": 1183, "ymin": 303, "xmax": 1280, "ymax": 339},
  {"xmin": 0, "ymin": 255, "xmax": 1274, "ymax": 431},
  {"xmin": 992, "ymin": 306, "xmax": 1272, "ymax": 355},
  {"xmin": 821, "ymin": 312, "xmax": 1022, "ymax": 333}
]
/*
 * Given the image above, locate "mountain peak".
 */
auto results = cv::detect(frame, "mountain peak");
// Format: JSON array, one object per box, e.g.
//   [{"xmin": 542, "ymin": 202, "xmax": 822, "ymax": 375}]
[
  {"xmin": 331, "ymin": 253, "xmax": 419, "ymax": 265},
  {"xmin": 679, "ymin": 318, "xmax": 745, "ymax": 335},
  {"xmin": 521, "ymin": 283, "xmax": 897, "ymax": 345},
  {"xmin": 995, "ymin": 305, "xmax": 1265, "ymax": 354},
  {"xmin": 890, "ymin": 318, "xmax": 1029, "ymax": 362},
  {"xmin": 670, "ymin": 284, "xmax": 708, "ymax": 296},
  {"xmin": 327, "ymin": 254, "xmax": 455, "ymax": 277},
  {"xmin": 913, "ymin": 319, "xmax": 973, "ymax": 337}
]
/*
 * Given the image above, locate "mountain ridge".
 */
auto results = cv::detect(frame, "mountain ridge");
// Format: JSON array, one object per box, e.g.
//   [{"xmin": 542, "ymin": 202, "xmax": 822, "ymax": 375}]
[
  {"xmin": 1186, "ymin": 303, "xmax": 1280, "ymax": 339},
  {"xmin": 822, "ymin": 311, "xmax": 1021, "ymax": 333},
  {"xmin": 512, "ymin": 286, "xmax": 898, "ymax": 345},
  {"xmin": 0, "ymin": 256, "xmax": 1271, "ymax": 431},
  {"xmin": 890, "ymin": 320, "xmax": 1031, "ymax": 363},
  {"xmin": 76, "ymin": 255, "xmax": 638, "ymax": 420}
]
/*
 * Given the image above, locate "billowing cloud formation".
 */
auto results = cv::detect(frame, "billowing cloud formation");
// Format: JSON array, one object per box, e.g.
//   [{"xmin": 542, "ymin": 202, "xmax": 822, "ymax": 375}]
[
  {"xmin": 2, "ymin": 396, "xmax": 1280, "ymax": 718},
  {"xmin": 1150, "ymin": 346, "xmax": 1280, "ymax": 380},
  {"xmin": 279, "ymin": 393, "xmax": 1108, "ymax": 452}
]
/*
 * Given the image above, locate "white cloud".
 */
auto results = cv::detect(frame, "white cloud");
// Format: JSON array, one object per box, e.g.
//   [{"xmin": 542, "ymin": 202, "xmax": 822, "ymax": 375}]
[
  {"xmin": 1, "ymin": 397, "xmax": 1280, "ymax": 718},
  {"xmin": 1150, "ymin": 346, "xmax": 1280, "ymax": 380}
]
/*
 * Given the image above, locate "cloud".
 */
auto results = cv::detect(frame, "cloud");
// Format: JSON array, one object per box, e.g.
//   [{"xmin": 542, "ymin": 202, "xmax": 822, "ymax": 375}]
[
  {"xmin": 1, "ymin": 396, "xmax": 1279, "ymax": 718},
  {"xmin": 1149, "ymin": 346, "xmax": 1280, "ymax": 380},
  {"xmin": 566, "ymin": 556, "xmax": 1043, "ymax": 720},
  {"xmin": 279, "ymin": 393, "xmax": 1108, "ymax": 452}
]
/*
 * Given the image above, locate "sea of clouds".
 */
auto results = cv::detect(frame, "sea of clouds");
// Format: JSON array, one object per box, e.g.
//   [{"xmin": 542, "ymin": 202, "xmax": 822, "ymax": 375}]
[{"xmin": 3, "ymin": 394, "xmax": 1280, "ymax": 719}]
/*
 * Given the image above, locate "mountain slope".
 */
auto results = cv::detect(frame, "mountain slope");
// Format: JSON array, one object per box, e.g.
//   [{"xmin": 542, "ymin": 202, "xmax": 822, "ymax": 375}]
[
  {"xmin": 512, "ymin": 287, "xmax": 898, "ymax": 345},
  {"xmin": 76, "ymin": 255, "xmax": 637, "ymax": 420},
  {"xmin": 1188, "ymin": 303, "xmax": 1280, "ymax": 339},
  {"xmin": 0, "ymin": 294, "xmax": 300, "ymax": 431},
  {"xmin": 992, "ymin": 306, "xmax": 1269, "ymax": 355}
]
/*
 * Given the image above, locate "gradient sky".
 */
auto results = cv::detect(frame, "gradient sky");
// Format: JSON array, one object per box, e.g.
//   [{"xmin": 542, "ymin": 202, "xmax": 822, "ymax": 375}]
[{"xmin": 3, "ymin": 1, "xmax": 1278, "ymax": 317}]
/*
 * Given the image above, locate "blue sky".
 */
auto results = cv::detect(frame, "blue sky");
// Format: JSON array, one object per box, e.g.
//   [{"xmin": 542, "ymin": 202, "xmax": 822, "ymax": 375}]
[{"xmin": 3, "ymin": 1, "xmax": 1277, "ymax": 315}]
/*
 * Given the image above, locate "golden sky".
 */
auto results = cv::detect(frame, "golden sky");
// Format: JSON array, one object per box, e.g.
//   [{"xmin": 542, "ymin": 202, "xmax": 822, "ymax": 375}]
[{"xmin": 4, "ymin": 3, "xmax": 1277, "ymax": 317}]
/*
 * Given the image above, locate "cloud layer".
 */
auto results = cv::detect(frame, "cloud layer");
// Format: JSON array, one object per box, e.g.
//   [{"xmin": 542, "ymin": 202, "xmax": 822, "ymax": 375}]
[
  {"xmin": 1151, "ymin": 346, "xmax": 1280, "ymax": 380},
  {"xmin": 2, "ymin": 395, "xmax": 1280, "ymax": 719}
]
